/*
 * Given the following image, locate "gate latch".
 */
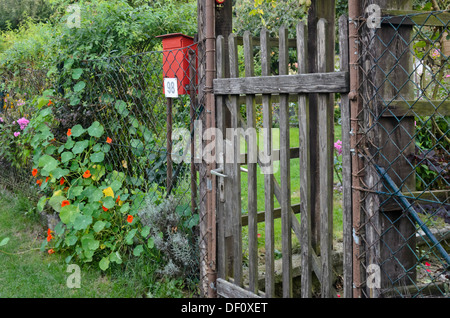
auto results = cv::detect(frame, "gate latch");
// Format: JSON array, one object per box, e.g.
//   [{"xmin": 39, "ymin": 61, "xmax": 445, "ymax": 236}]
[{"xmin": 210, "ymin": 167, "xmax": 228, "ymax": 178}]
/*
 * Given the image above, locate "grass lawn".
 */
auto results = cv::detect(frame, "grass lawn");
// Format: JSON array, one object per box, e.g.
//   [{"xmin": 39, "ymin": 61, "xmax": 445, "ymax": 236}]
[
  {"xmin": 238, "ymin": 125, "xmax": 344, "ymax": 254},
  {"xmin": 0, "ymin": 189, "xmax": 188, "ymax": 298}
]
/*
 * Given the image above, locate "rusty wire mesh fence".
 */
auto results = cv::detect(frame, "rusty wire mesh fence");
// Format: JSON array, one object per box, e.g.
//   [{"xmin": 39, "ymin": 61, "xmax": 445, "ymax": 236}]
[
  {"xmin": 355, "ymin": 9, "xmax": 450, "ymax": 297},
  {"xmin": 0, "ymin": 42, "xmax": 209, "ymax": 296}
]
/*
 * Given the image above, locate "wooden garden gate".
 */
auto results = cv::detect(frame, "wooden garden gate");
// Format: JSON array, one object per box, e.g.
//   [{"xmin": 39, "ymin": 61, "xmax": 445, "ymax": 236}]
[{"xmin": 212, "ymin": 18, "xmax": 351, "ymax": 298}]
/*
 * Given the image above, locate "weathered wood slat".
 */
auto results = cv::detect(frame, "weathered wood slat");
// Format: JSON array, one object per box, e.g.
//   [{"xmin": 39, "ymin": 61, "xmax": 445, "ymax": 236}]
[
  {"xmin": 279, "ymin": 26, "xmax": 293, "ymax": 299},
  {"xmin": 297, "ymin": 21, "xmax": 312, "ymax": 299},
  {"xmin": 216, "ymin": 35, "xmax": 226, "ymax": 280},
  {"xmin": 244, "ymin": 31, "xmax": 259, "ymax": 295},
  {"xmin": 402, "ymin": 189, "xmax": 450, "ymax": 202},
  {"xmin": 229, "ymin": 33, "xmax": 243, "ymax": 288},
  {"xmin": 260, "ymin": 28, "xmax": 275, "ymax": 299},
  {"xmin": 239, "ymin": 147, "xmax": 300, "ymax": 164},
  {"xmin": 236, "ymin": 35, "xmax": 297, "ymax": 49},
  {"xmin": 213, "ymin": 72, "xmax": 349, "ymax": 95},
  {"xmin": 241, "ymin": 203, "xmax": 301, "ymax": 226},
  {"xmin": 339, "ymin": 15, "xmax": 353, "ymax": 299},
  {"xmin": 382, "ymin": 10, "xmax": 450, "ymax": 26},
  {"xmin": 317, "ymin": 18, "xmax": 333, "ymax": 298},
  {"xmin": 290, "ymin": 211, "xmax": 339, "ymax": 297},
  {"xmin": 218, "ymin": 36, "xmax": 234, "ymax": 279},
  {"xmin": 382, "ymin": 100, "xmax": 450, "ymax": 117},
  {"xmin": 238, "ymin": 94, "xmax": 300, "ymax": 105},
  {"xmin": 216, "ymin": 278, "xmax": 262, "ymax": 298}
]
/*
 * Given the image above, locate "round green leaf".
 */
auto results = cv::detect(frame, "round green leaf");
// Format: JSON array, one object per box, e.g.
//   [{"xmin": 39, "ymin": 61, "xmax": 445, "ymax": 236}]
[
  {"xmin": 52, "ymin": 168, "xmax": 70, "ymax": 180},
  {"xmin": 37, "ymin": 196, "xmax": 48, "ymax": 212},
  {"xmin": 65, "ymin": 235, "xmax": 78, "ymax": 246},
  {"xmin": 90, "ymin": 152, "xmax": 105, "ymax": 163},
  {"xmin": 73, "ymin": 81, "xmax": 86, "ymax": 92},
  {"xmin": 48, "ymin": 194, "xmax": 66, "ymax": 213},
  {"xmin": 141, "ymin": 226, "xmax": 150, "ymax": 238},
  {"xmin": 133, "ymin": 245, "xmax": 144, "ymax": 257},
  {"xmin": 38, "ymin": 155, "xmax": 59, "ymax": 172},
  {"xmin": 61, "ymin": 151, "xmax": 74, "ymax": 163},
  {"xmin": 102, "ymin": 196, "xmax": 115, "ymax": 209},
  {"xmin": 89, "ymin": 188, "xmax": 103, "ymax": 203},
  {"xmin": 0, "ymin": 237, "xmax": 10, "ymax": 247},
  {"xmin": 88, "ymin": 121, "xmax": 104, "ymax": 138},
  {"xmin": 99, "ymin": 257, "xmax": 110, "ymax": 271},
  {"xmin": 72, "ymin": 68, "xmax": 83, "ymax": 80},
  {"xmin": 72, "ymin": 140, "xmax": 89, "ymax": 154},
  {"xmin": 109, "ymin": 251, "xmax": 122, "ymax": 265},
  {"xmin": 125, "ymin": 229, "xmax": 137, "ymax": 245},
  {"xmin": 59, "ymin": 205, "xmax": 79, "ymax": 224},
  {"xmin": 73, "ymin": 214, "xmax": 93, "ymax": 231},
  {"xmin": 71, "ymin": 124, "xmax": 86, "ymax": 137},
  {"xmin": 93, "ymin": 221, "xmax": 106, "ymax": 233},
  {"xmin": 114, "ymin": 100, "xmax": 129, "ymax": 117},
  {"xmin": 65, "ymin": 137, "xmax": 75, "ymax": 150}
]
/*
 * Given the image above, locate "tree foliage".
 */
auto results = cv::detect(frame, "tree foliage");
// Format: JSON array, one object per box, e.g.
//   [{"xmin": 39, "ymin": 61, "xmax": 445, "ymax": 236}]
[{"xmin": 0, "ymin": 0, "xmax": 53, "ymax": 31}]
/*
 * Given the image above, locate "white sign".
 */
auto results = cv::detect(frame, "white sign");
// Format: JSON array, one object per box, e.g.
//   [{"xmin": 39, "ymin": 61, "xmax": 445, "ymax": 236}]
[{"xmin": 164, "ymin": 78, "xmax": 178, "ymax": 98}]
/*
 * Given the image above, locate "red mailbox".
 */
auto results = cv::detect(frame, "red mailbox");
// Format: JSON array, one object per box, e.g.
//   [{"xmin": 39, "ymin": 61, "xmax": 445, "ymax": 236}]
[{"xmin": 157, "ymin": 33, "xmax": 197, "ymax": 96}]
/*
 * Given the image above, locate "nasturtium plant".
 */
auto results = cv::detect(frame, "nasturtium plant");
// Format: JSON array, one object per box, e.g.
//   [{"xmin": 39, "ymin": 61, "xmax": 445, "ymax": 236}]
[{"xmin": 28, "ymin": 108, "xmax": 152, "ymax": 270}]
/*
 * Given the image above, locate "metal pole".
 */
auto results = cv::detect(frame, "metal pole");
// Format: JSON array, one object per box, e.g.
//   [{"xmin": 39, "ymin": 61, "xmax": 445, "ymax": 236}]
[
  {"xmin": 166, "ymin": 98, "xmax": 173, "ymax": 191},
  {"xmin": 348, "ymin": 0, "xmax": 363, "ymax": 299},
  {"xmin": 205, "ymin": 0, "xmax": 217, "ymax": 298},
  {"xmin": 375, "ymin": 165, "xmax": 450, "ymax": 268}
]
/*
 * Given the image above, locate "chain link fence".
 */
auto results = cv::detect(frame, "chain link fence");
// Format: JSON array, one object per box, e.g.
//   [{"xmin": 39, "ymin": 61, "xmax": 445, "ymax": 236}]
[{"xmin": 355, "ymin": 9, "xmax": 450, "ymax": 297}]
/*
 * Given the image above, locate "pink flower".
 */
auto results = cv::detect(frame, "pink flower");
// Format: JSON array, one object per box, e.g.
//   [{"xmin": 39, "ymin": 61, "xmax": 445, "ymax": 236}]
[
  {"xmin": 446, "ymin": 74, "xmax": 450, "ymax": 78},
  {"xmin": 0, "ymin": 117, "xmax": 3, "ymax": 123},
  {"xmin": 14, "ymin": 132, "xmax": 20, "ymax": 137},
  {"xmin": 17, "ymin": 117, "xmax": 29, "ymax": 130},
  {"xmin": 334, "ymin": 140, "xmax": 343, "ymax": 156},
  {"xmin": 431, "ymin": 49, "xmax": 440, "ymax": 59}
]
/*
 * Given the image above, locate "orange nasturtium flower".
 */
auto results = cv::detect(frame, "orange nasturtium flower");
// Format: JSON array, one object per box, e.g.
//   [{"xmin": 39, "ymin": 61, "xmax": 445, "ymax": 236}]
[
  {"xmin": 116, "ymin": 195, "xmax": 120, "ymax": 204},
  {"xmin": 127, "ymin": 215, "xmax": 134, "ymax": 224},
  {"xmin": 47, "ymin": 229, "xmax": 53, "ymax": 236},
  {"xmin": 47, "ymin": 233, "xmax": 53, "ymax": 242},
  {"xmin": 45, "ymin": 177, "xmax": 50, "ymax": 183},
  {"xmin": 102, "ymin": 206, "xmax": 108, "ymax": 212},
  {"xmin": 48, "ymin": 249, "xmax": 55, "ymax": 255},
  {"xmin": 83, "ymin": 170, "xmax": 91, "ymax": 178},
  {"xmin": 60, "ymin": 178, "xmax": 65, "ymax": 186},
  {"xmin": 32, "ymin": 168, "xmax": 38, "ymax": 177},
  {"xmin": 67, "ymin": 129, "xmax": 72, "ymax": 137},
  {"xmin": 36, "ymin": 179, "xmax": 42, "ymax": 186},
  {"xmin": 106, "ymin": 137, "xmax": 112, "ymax": 144},
  {"xmin": 61, "ymin": 200, "xmax": 70, "ymax": 207}
]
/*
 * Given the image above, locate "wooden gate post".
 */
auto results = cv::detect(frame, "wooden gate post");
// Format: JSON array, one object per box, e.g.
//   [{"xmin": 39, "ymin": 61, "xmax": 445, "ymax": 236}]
[
  {"xmin": 197, "ymin": 0, "xmax": 217, "ymax": 298},
  {"xmin": 359, "ymin": 0, "xmax": 416, "ymax": 297}
]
